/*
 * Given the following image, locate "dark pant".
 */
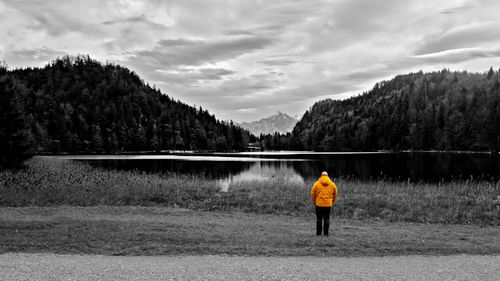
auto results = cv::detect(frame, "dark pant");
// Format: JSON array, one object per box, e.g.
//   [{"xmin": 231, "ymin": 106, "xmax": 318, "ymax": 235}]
[{"xmin": 315, "ymin": 206, "xmax": 331, "ymax": 236}]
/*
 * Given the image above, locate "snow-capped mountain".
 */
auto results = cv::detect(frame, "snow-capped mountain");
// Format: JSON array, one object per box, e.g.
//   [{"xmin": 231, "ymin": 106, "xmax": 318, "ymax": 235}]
[{"xmin": 239, "ymin": 111, "xmax": 298, "ymax": 136}]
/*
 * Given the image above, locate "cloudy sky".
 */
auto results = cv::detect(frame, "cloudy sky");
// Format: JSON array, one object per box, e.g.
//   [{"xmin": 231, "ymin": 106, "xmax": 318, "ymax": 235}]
[{"xmin": 1, "ymin": 0, "xmax": 500, "ymax": 122}]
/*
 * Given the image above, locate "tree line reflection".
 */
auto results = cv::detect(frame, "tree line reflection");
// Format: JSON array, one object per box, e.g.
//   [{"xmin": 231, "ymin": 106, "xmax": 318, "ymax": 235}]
[{"xmin": 81, "ymin": 152, "xmax": 500, "ymax": 189}]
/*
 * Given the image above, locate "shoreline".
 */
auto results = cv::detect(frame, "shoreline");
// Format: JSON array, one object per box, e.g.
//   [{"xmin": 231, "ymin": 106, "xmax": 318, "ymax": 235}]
[
  {"xmin": 2, "ymin": 157, "xmax": 500, "ymax": 225},
  {"xmin": 33, "ymin": 149, "xmax": 500, "ymax": 156}
]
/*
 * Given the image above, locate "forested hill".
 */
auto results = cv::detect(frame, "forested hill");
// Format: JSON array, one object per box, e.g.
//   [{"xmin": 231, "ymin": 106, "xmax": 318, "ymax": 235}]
[
  {"xmin": 290, "ymin": 68, "xmax": 500, "ymax": 151},
  {"xmin": 3, "ymin": 55, "xmax": 251, "ymax": 154}
]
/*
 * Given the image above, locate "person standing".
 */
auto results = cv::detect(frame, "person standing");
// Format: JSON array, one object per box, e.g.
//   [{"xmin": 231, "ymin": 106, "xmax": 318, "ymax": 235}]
[{"xmin": 311, "ymin": 171, "xmax": 338, "ymax": 236}]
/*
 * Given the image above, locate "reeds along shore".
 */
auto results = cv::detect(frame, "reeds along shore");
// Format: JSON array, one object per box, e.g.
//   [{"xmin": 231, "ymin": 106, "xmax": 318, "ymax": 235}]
[{"xmin": 1, "ymin": 157, "xmax": 499, "ymax": 225}]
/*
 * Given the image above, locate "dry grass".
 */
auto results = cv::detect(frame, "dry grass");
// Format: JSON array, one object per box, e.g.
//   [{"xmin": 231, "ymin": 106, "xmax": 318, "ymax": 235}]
[
  {"xmin": 1, "ymin": 157, "xmax": 500, "ymax": 224},
  {"xmin": 336, "ymin": 180, "xmax": 500, "ymax": 224},
  {"xmin": 0, "ymin": 157, "xmax": 219, "ymax": 207}
]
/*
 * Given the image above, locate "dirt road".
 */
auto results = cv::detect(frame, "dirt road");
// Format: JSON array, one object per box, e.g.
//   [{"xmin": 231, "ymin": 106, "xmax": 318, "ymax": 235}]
[{"xmin": 1, "ymin": 253, "xmax": 499, "ymax": 281}]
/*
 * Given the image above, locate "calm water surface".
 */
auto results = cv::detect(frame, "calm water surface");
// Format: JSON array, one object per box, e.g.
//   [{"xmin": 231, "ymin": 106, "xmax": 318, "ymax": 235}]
[{"xmin": 61, "ymin": 152, "xmax": 500, "ymax": 191}]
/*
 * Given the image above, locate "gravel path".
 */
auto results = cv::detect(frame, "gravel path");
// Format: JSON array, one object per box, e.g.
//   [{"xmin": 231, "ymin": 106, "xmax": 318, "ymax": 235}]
[{"xmin": 1, "ymin": 253, "xmax": 499, "ymax": 281}]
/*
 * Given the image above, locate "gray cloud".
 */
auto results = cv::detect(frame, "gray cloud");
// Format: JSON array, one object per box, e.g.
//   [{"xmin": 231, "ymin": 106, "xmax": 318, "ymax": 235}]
[
  {"xmin": 131, "ymin": 35, "xmax": 273, "ymax": 68},
  {"xmin": 415, "ymin": 22, "xmax": 500, "ymax": 55},
  {"xmin": 156, "ymin": 39, "xmax": 198, "ymax": 47},
  {"xmin": 198, "ymin": 68, "xmax": 236, "ymax": 79},
  {"xmin": 9, "ymin": 46, "xmax": 66, "ymax": 66},
  {"xmin": 124, "ymin": 35, "xmax": 271, "ymax": 89},
  {"xmin": 224, "ymin": 29, "xmax": 255, "ymax": 36},
  {"xmin": 5, "ymin": 1, "xmax": 97, "ymax": 37},
  {"xmin": 153, "ymin": 67, "xmax": 236, "ymax": 86},
  {"xmin": 414, "ymin": 47, "xmax": 500, "ymax": 64},
  {"xmin": 102, "ymin": 14, "xmax": 168, "ymax": 30},
  {"xmin": 30, "ymin": 13, "xmax": 90, "ymax": 37},
  {"xmin": 440, "ymin": 5, "xmax": 474, "ymax": 15},
  {"xmin": 259, "ymin": 58, "xmax": 298, "ymax": 66}
]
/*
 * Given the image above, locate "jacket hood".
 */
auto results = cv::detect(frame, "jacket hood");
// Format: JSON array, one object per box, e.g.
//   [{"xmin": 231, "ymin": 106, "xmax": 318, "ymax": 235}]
[{"xmin": 318, "ymin": 176, "xmax": 331, "ymax": 186}]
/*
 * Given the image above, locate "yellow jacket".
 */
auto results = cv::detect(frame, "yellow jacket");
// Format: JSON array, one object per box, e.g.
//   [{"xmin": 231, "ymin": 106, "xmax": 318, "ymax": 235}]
[{"xmin": 311, "ymin": 176, "xmax": 338, "ymax": 207}]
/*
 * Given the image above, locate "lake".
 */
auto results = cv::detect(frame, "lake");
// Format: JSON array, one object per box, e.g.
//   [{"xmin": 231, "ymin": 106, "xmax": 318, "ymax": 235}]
[{"xmin": 60, "ymin": 151, "xmax": 500, "ymax": 191}]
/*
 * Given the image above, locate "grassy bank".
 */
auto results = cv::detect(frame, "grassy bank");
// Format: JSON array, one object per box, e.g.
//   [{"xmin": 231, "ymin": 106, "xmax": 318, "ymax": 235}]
[
  {"xmin": 1, "ymin": 206, "xmax": 500, "ymax": 256},
  {"xmin": 1, "ymin": 157, "xmax": 500, "ymax": 224}
]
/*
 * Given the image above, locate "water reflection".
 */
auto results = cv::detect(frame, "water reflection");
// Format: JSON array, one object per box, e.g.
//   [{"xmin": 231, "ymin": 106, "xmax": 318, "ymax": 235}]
[
  {"xmin": 78, "ymin": 158, "xmax": 253, "ymax": 178},
  {"xmin": 71, "ymin": 152, "xmax": 500, "ymax": 189},
  {"xmin": 291, "ymin": 152, "xmax": 500, "ymax": 182},
  {"xmin": 217, "ymin": 162, "xmax": 305, "ymax": 192}
]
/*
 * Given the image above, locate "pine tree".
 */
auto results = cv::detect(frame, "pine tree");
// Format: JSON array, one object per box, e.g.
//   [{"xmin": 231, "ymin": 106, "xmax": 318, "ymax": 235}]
[{"xmin": 0, "ymin": 64, "xmax": 33, "ymax": 167}]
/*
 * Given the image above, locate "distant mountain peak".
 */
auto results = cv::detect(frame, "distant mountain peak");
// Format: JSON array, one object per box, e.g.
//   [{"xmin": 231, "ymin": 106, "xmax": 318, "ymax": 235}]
[{"xmin": 240, "ymin": 112, "xmax": 298, "ymax": 136}]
